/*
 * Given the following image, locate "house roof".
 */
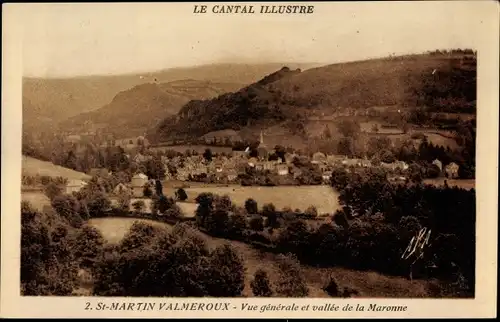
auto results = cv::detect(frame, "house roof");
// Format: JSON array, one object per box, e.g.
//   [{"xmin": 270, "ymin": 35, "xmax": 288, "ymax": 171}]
[
  {"xmin": 67, "ymin": 179, "xmax": 87, "ymax": 187},
  {"xmin": 132, "ymin": 173, "xmax": 148, "ymax": 180}
]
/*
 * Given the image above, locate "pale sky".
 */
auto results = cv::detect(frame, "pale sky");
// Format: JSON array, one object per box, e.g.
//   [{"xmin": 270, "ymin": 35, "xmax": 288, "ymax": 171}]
[{"xmin": 5, "ymin": 1, "xmax": 489, "ymax": 77}]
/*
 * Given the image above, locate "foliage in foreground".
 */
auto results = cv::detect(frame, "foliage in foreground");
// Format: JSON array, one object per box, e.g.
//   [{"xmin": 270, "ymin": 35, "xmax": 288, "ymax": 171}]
[{"xmin": 92, "ymin": 222, "xmax": 246, "ymax": 297}]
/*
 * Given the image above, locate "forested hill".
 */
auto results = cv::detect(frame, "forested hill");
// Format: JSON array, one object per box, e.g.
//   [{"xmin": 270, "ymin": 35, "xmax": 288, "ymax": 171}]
[
  {"xmin": 57, "ymin": 80, "xmax": 243, "ymax": 138},
  {"xmin": 23, "ymin": 62, "xmax": 319, "ymax": 134},
  {"xmin": 154, "ymin": 50, "xmax": 476, "ymax": 143}
]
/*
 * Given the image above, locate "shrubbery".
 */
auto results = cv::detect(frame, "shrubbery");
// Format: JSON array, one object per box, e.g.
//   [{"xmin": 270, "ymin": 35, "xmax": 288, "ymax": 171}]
[{"xmin": 92, "ymin": 223, "xmax": 246, "ymax": 297}]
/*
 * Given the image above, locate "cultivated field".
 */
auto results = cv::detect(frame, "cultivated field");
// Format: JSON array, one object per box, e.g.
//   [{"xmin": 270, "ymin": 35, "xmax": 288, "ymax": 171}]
[
  {"xmin": 21, "ymin": 191, "xmax": 51, "ymax": 211},
  {"xmin": 22, "ymin": 156, "xmax": 91, "ymax": 181},
  {"xmin": 183, "ymin": 185, "xmax": 341, "ymax": 215},
  {"xmin": 88, "ymin": 217, "xmax": 172, "ymax": 244},
  {"xmin": 89, "ymin": 217, "xmax": 436, "ymax": 298}
]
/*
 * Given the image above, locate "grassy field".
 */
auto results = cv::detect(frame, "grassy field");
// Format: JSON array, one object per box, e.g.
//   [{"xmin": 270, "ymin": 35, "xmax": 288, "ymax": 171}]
[
  {"xmin": 21, "ymin": 191, "xmax": 51, "ymax": 211},
  {"xmin": 89, "ymin": 217, "xmax": 436, "ymax": 298},
  {"xmin": 182, "ymin": 185, "xmax": 341, "ymax": 215},
  {"xmin": 88, "ymin": 217, "xmax": 172, "ymax": 244},
  {"xmin": 423, "ymin": 178, "xmax": 475, "ymax": 190},
  {"xmin": 22, "ymin": 156, "xmax": 91, "ymax": 181}
]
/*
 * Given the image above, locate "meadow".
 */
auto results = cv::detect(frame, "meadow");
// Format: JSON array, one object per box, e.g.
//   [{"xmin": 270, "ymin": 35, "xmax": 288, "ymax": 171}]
[
  {"xmin": 22, "ymin": 156, "xmax": 91, "ymax": 181},
  {"xmin": 182, "ymin": 185, "xmax": 341, "ymax": 215},
  {"xmin": 88, "ymin": 217, "xmax": 436, "ymax": 298},
  {"xmin": 21, "ymin": 191, "xmax": 51, "ymax": 211}
]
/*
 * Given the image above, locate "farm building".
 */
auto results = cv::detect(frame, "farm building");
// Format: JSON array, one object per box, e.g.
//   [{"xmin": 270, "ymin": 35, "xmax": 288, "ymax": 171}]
[
  {"xmin": 322, "ymin": 170, "xmax": 333, "ymax": 183},
  {"xmin": 248, "ymin": 157, "xmax": 258, "ymax": 168},
  {"xmin": 276, "ymin": 164, "xmax": 289, "ymax": 176},
  {"xmin": 131, "ymin": 173, "xmax": 149, "ymax": 197},
  {"xmin": 432, "ymin": 159, "xmax": 443, "ymax": 172},
  {"xmin": 445, "ymin": 162, "xmax": 460, "ymax": 179},
  {"xmin": 312, "ymin": 152, "xmax": 327, "ymax": 164},
  {"xmin": 65, "ymin": 179, "xmax": 88, "ymax": 194}
]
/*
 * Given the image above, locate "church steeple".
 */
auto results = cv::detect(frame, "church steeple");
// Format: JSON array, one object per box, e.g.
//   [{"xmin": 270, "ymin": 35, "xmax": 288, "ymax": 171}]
[{"xmin": 259, "ymin": 131, "xmax": 266, "ymax": 147}]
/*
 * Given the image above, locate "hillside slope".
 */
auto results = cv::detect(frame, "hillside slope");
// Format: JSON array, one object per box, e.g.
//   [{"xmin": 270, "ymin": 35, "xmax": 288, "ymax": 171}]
[
  {"xmin": 155, "ymin": 51, "xmax": 476, "ymax": 146},
  {"xmin": 57, "ymin": 80, "xmax": 243, "ymax": 137},
  {"xmin": 23, "ymin": 62, "xmax": 319, "ymax": 130},
  {"xmin": 22, "ymin": 156, "xmax": 91, "ymax": 181}
]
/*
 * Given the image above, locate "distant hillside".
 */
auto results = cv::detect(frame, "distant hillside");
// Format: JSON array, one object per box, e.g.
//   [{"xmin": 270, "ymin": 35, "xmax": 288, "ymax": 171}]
[
  {"xmin": 22, "ymin": 156, "xmax": 91, "ymax": 181},
  {"xmin": 154, "ymin": 51, "xmax": 476, "ymax": 146},
  {"xmin": 58, "ymin": 80, "xmax": 243, "ymax": 137},
  {"xmin": 22, "ymin": 62, "xmax": 319, "ymax": 130}
]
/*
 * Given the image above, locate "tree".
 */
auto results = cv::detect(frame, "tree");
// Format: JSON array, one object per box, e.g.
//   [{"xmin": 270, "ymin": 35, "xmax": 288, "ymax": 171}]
[
  {"xmin": 249, "ymin": 215, "xmax": 265, "ymax": 232},
  {"xmin": 176, "ymin": 188, "xmax": 188, "ymax": 201},
  {"xmin": 274, "ymin": 254, "xmax": 309, "ymax": 297},
  {"xmin": 73, "ymin": 224, "xmax": 105, "ymax": 269},
  {"xmin": 85, "ymin": 191, "xmax": 111, "ymax": 217},
  {"xmin": 262, "ymin": 203, "xmax": 279, "ymax": 229},
  {"xmin": 143, "ymin": 183, "xmax": 153, "ymax": 198},
  {"xmin": 206, "ymin": 244, "xmax": 246, "ymax": 297},
  {"xmin": 274, "ymin": 145, "xmax": 287, "ymax": 162},
  {"xmin": 155, "ymin": 180, "xmax": 163, "ymax": 196},
  {"xmin": 304, "ymin": 206, "xmax": 318, "ymax": 218},
  {"xmin": 337, "ymin": 120, "xmax": 360, "ymax": 138},
  {"xmin": 228, "ymin": 211, "xmax": 247, "ymax": 237},
  {"xmin": 44, "ymin": 182, "xmax": 63, "ymax": 201},
  {"xmin": 21, "ymin": 208, "xmax": 78, "ymax": 295},
  {"xmin": 337, "ymin": 137, "xmax": 355, "ymax": 157},
  {"xmin": 165, "ymin": 205, "xmax": 183, "ymax": 219},
  {"xmin": 251, "ymin": 269, "xmax": 273, "ymax": 297},
  {"xmin": 323, "ymin": 275, "xmax": 342, "ymax": 297},
  {"xmin": 203, "ymin": 148, "xmax": 213, "ymax": 162},
  {"xmin": 51, "ymin": 195, "xmax": 83, "ymax": 227},
  {"xmin": 117, "ymin": 192, "xmax": 131, "ymax": 213},
  {"xmin": 245, "ymin": 198, "xmax": 258, "ymax": 215}
]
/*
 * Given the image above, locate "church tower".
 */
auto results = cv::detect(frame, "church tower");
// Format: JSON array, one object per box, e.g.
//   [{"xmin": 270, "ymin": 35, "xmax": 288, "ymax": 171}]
[{"xmin": 259, "ymin": 130, "xmax": 266, "ymax": 148}]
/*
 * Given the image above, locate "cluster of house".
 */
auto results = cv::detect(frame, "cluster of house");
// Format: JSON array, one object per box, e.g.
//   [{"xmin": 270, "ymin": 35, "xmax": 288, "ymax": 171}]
[{"xmin": 62, "ymin": 132, "xmax": 462, "ymax": 196}]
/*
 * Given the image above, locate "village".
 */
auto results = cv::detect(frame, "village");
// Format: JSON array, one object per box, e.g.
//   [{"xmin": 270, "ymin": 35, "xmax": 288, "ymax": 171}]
[{"xmin": 60, "ymin": 131, "xmax": 461, "ymax": 202}]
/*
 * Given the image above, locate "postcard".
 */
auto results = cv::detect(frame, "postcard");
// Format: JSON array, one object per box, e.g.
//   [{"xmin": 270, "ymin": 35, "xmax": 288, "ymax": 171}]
[{"xmin": 1, "ymin": 1, "xmax": 498, "ymax": 318}]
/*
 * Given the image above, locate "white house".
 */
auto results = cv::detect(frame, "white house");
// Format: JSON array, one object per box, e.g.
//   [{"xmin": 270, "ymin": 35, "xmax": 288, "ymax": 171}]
[
  {"xmin": 432, "ymin": 159, "xmax": 443, "ymax": 172},
  {"xmin": 131, "ymin": 173, "xmax": 149, "ymax": 197},
  {"xmin": 445, "ymin": 162, "xmax": 460, "ymax": 179},
  {"xmin": 65, "ymin": 179, "xmax": 88, "ymax": 194},
  {"xmin": 276, "ymin": 164, "xmax": 289, "ymax": 176}
]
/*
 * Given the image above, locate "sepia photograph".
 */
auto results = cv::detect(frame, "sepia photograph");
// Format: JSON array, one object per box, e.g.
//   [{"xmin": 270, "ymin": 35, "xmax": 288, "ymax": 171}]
[{"xmin": 2, "ymin": 1, "xmax": 498, "ymax": 318}]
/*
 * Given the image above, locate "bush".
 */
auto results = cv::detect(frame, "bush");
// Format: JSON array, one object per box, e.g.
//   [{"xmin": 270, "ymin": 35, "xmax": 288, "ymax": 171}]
[
  {"xmin": 228, "ymin": 212, "xmax": 247, "ymax": 237},
  {"xmin": 245, "ymin": 198, "xmax": 258, "ymax": 214},
  {"xmin": 205, "ymin": 244, "xmax": 246, "ymax": 297},
  {"xmin": 251, "ymin": 269, "xmax": 273, "ymax": 297},
  {"xmin": 51, "ymin": 194, "xmax": 83, "ymax": 227},
  {"xmin": 249, "ymin": 215, "xmax": 265, "ymax": 232},
  {"xmin": 93, "ymin": 227, "xmax": 245, "ymax": 297},
  {"xmin": 73, "ymin": 224, "xmax": 105, "ymax": 269},
  {"xmin": 176, "ymin": 188, "xmax": 188, "ymax": 201},
  {"xmin": 131, "ymin": 200, "xmax": 146, "ymax": 214},
  {"xmin": 323, "ymin": 275, "xmax": 342, "ymax": 297},
  {"xmin": 44, "ymin": 182, "xmax": 63, "ymax": 201},
  {"xmin": 143, "ymin": 184, "xmax": 153, "ymax": 198},
  {"xmin": 165, "ymin": 205, "xmax": 183, "ymax": 219},
  {"xmin": 304, "ymin": 206, "xmax": 318, "ymax": 218},
  {"xmin": 21, "ymin": 208, "xmax": 78, "ymax": 295},
  {"xmin": 274, "ymin": 254, "xmax": 309, "ymax": 297}
]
